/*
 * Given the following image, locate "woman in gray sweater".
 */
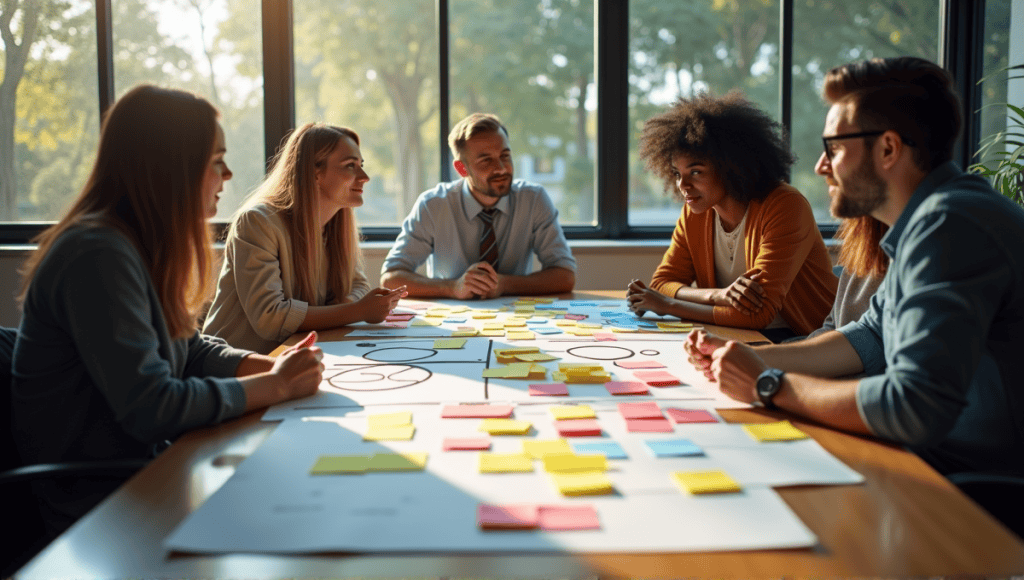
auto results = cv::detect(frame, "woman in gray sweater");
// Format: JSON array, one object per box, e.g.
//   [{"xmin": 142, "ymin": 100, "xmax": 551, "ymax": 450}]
[{"xmin": 13, "ymin": 85, "xmax": 324, "ymax": 535}]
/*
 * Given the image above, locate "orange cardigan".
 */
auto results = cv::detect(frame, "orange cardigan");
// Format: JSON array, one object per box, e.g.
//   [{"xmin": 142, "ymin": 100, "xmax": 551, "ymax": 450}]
[{"xmin": 650, "ymin": 184, "xmax": 837, "ymax": 335}]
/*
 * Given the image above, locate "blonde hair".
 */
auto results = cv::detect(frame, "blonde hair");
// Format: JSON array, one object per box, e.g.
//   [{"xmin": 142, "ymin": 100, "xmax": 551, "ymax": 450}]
[
  {"xmin": 447, "ymin": 113, "xmax": 508, "ymax": 159},
  {"xmin": 19, "ymin": 84, "xmax": 219, "ymax": 339},
  {"xmin": 238, "ymin": 122, "xmax": 363, "ymax": 303}
]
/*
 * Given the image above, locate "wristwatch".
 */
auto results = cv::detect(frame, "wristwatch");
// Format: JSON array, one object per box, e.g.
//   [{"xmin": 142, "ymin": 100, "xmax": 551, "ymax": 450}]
[{"xmin": 756, "ymin": 368, "xmax": 785, "ymax": 410}]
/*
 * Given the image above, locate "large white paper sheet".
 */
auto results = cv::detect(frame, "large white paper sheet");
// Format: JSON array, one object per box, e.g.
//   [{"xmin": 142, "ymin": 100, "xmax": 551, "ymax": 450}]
[{"xmin": 166, "ymin": 407, "xmax": 832, "ymax": 554}]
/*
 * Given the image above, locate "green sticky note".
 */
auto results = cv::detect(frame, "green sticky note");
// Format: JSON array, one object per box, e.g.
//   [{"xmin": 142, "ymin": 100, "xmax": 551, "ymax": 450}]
[
  {"xmin": 309, "ymin": 455, "xmax": 368, "ymax": 475},
  {"xmin": 366, "ymin": 452, "xmax": 428, "ymax": 471}
]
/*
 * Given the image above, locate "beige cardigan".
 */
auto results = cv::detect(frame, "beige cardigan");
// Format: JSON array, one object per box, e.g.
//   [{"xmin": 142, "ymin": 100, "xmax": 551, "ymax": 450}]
[{"xmin": 203, "ymin": 204, "xmax": 370, "ymax": 353}]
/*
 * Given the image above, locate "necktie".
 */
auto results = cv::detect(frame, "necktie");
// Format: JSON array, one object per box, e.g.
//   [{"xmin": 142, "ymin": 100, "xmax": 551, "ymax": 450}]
[{"xmin": 479, "ymin": 208, "xmax": 498, "ymax": 266}]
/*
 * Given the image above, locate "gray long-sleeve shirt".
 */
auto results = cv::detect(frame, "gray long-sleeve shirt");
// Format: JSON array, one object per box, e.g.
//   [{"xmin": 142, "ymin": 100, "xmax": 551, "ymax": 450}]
[{"xmin": 839, "ymin": 162, "xmax": 1024, "ymax": 476}]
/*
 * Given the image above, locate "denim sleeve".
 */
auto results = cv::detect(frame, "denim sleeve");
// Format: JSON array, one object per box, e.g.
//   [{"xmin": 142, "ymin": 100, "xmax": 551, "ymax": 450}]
[
  {"xmin": 837, "ymin": 276, "xmax": 887, "ymax": 375},
  {"xmin": 382, "ymin": 196, "xmax": 435, "ymax": 274},
  {"xmin": 849, "ymin": 211, "xmax": 1011, "ymax": 446}
]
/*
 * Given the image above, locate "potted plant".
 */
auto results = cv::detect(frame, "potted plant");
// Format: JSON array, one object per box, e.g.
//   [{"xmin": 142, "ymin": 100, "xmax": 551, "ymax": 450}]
[{"xmin": 970, "ymin": 63, "xmax": 1024, "ymax": 205}]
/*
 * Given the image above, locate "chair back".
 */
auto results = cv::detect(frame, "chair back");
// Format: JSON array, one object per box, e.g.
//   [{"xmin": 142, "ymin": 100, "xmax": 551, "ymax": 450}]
[{"xmin": 1, "ymin": 326, "xmax": 19, "ymax": 472}]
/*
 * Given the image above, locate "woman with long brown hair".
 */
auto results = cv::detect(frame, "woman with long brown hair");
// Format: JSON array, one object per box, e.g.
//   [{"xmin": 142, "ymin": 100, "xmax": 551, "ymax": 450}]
[
  {"xmin": 13, "ymin": 85, "xmax": 324, "ymax": 534},
  {"xmin": 204, "ymin": 122, "xmax": 405, "ymax": 354}
]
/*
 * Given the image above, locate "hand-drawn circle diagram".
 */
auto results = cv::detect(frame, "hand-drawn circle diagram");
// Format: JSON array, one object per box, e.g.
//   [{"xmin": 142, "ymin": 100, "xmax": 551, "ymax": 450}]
[
  {"xmin": 566, "ymin": 344, "xmax": 638, "ymax": 361},
  {"xmin": 324, "ymin": 364, "xmax": 433, "ymax": 392},
  {"xmin": 640, "ymin": 349, "xmax": 661, "ymax": 356},
  {"xmin": 362, "ymin": 346, "xmax": 439, "ymax": 363}
]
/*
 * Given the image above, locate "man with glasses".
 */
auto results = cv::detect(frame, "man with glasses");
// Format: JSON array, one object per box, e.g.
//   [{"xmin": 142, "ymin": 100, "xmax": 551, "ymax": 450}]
[{"xmin": 685, "ymin": 56, "xmax": 1024, "ymax": 478}]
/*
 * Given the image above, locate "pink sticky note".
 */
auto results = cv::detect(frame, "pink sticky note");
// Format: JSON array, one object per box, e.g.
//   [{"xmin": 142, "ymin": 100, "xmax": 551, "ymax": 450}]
[
  {"xmin": 385, "ymin": 313, "xmax": 416, "ymax": 321},
  {"xmin": 633, "ymin": 369, "xmax": 682, "ymax": 386},
  {"xmin": 564, "ymin": 313, "xmax": 587, "ymax": 321},
  {"xmin": 384, "ymin": 322, "xmax": 408, "ymax": 329},
  {"xmin": 441, "ymin": 404, "xmax": 514, "ymax": 418},
  {"xmin": 665, "ymin": 408, "xmax": 719, "ymax": 424},
  {"xmin": 615, "ymin": 360, "xmax": 666, "ymax": 369},
  {"xmin": 401, "ymin": 302, "xmax": 432, "ymax": 310},
  {"xmin": 529, "ymin": 383, "xmax": 570, "ymax": 396},
  {"xmin": 594, "ymin": 332, "xmax": 617, "ymax": 341},
  {"xmin": 617, "ymin": 401, "xmax": 663, "ymax": 419},
  {"xmin": 555, "ymin": 419, "xmax": 602, "ymax": 437},
  {"xmin": 605, "ymin": 381, "xmax": 649, "ymax": 396},
  {"xmin": 443, "ymin": 436, "xmax": 492, "ymax": 451},
  {"xmin": 538, "ymin": 505, "xmax": 601, "ymax": 531},
  {"xmin": 626, "ymin": 417, "xmax": 675, "ymax": 432},
  {"xmin": 478, "ymin": 503, "xmax": 540, "ymax": 529}
]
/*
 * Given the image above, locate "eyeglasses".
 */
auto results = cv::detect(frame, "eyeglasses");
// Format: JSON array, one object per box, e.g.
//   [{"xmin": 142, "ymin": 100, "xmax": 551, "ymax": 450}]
[{"xmin": 821, "ymin": 130, "xmax": 916, "ymax": 162}]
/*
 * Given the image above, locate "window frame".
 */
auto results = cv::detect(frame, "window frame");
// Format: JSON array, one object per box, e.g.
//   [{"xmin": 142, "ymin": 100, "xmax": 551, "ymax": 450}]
[{"xmin": 0, "ymin": 0, "xmax": 987, "ymax": 244}]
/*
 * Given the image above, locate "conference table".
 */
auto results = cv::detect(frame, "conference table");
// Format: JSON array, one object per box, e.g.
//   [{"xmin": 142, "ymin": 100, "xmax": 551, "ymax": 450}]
[{"xmin": 14, "ymin": 291, "xmax": 1024, "ymax": 578}]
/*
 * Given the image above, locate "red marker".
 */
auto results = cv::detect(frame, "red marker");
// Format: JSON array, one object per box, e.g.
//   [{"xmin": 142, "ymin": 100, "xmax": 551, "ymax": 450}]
[{"xmin": 295, "ymin": 331, "xmax": 318, "ymax": 349}]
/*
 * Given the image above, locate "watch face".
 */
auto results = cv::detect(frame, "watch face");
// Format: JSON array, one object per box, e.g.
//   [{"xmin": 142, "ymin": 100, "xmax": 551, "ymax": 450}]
[{"xmin": 757, "ymin": 369, "xmax": 783, "ymax": 399}]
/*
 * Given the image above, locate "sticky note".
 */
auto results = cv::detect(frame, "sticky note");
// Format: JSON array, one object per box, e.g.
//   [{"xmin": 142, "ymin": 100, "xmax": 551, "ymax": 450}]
[
  {"xmin": 472, "ymin": 312, "xmax": 498, "ymax": 319},
  {"xmin": 672, "ymin": 470, "xmax": 742, "ymax": 494},
  {"xmin": 363, "ymin": 425, "xmax": 416, "ymax": 441},
  {"xmin": 515, "ymin": 352, "xmax": 559, "ymax": 362},
  {"xmin": 617, "ymin": 401, "xmax": 663, "ymax": 420},
  {"xmin": 550, "ymin": 405, "xmax": 596, "ymax": 420},
  {"xmin": 742, "ymin": 420, "xmax": 810, "ymax": 442},
  {"xmin": 615, "ymin": 360, "xmax": 666, "ymax": 369},
  {"xmin": 605, "ymin": 381, "xmax": 649, "ymax": 395},
  {"xmin": 481, "ymin": 329, "xmax": 506, "ymax": 337},
  {"xmin": 564, "ymin": 313, "xmax": 587, "ymax": 321},
  {"xmin": 411, "ymin": 318, "xmax": 442, "ymax": 326},
  {"xmin": 549, "ymin": 471, "xmax": 614, "ymax": 496},
  {"xmin": 542, "ymin": 453, "xmax": 608, "ymax": 473},
  {"xmin": 434, "ymin": 338, "xmax": 467, "ymax": 350},
  {"xmin": 665, "ymin": 408, "xmax": 719, "ymax": 424},
  {"xmin": 478, "ymin": 503, "xmax": 539, "ymax": 529},
  {"xmin": 538, "ymin": 505, "xmax": 601, "ymax": 531},
  {"xmin": 479, "ymin": 452, "xmax": 534, "ymax": 473},
  {"xmin": 533, "ymin": 326, "xmax": 563, "ymax": 335},
  {"xmin": 385, "ymin": 313, "xmax": 415, "ymax": 321},
  {"xmin": 522, "ymin": 438, "xmax": 572, "ymax": 459},
  {"xmin": 478, "ymin": 418, "xmax": 533, "ymax": 435},
  {"xmin": 452, "ymin": 329, "xmax": 479, "ymax": 337},
  {"xmin": 494, "ymin": 347, "xmax": 539, "ymax": 363},
  {"xmin": 507, "ymin": 330, "xmax": 536, "ymax": 340},
  {"xmin": 554, "ymin": 419, "xmax": 602, "ymax": 437},
  {"xmin": 441, "ymin": 404, "xmax": 514, "ymax": 418},
  {"xmin": 633, "ymin": 370, "xmax": 682, "ymax": 387},
  {"xmin": 625, "ymin": 418, "xmax": 674, "ymax": 433},
  {"xmin": 529, "ymin": 383, "xmax": 569, "ymax": 396},
  {"xmin": 443, "ymin": 436, "xmax": 491, "ymax": 451},
  {"xmin": 442, "ymin": 317, "xmax": 467, "ymax": 324},
  {"xmin": 367, "ymin": 411, "xmax": 412, "ymax": 428},
  {"xmin": 366, "ymin": 452, "xmax": 428, "ymax": 471},
  {"xmin": 383, "ymin": 322, "xmax": 408, "ymax": 329},
  {"xmin": 309, "ymin": 455, "xmax": 368, "ymax": 475},
  {"xmin": 571, "ymin": 441, "xmax": 627, "ymax": 459},
  {"xmin": 644, "ymin": 438, "xmax": 705, "ymax": 458},
  {"xmin": 554, "ymin": 319, "xmax": 577, "ymax": 327},
  {"xmin": 565, "ymin": 328, "xmax": 596, "ymax": 337}
]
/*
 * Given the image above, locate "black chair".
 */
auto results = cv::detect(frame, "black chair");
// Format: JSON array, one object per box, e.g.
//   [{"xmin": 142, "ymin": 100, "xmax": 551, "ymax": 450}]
[
  {"xmin": 1, "ymin": 327, "xmax": 148, "ymax": 576},
  {"xmin": 947, "ymin": 471, "xmax": 1024, "ymax": 540}
]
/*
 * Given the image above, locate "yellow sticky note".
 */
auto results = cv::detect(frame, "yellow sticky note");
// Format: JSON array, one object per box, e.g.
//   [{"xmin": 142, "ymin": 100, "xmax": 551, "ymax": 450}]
[
  {"xmin": 434, "ymin": 338, "xmax": 467, "ymax": 349},
  {"xmin": 515, "ymin": 352, "xmax": 560, "ymax": 362},
  {"xmin": 542, "ymin": 453, "xmax": 608, "ymax": 473},
  {"xmin": 482, "ymin": 367, "xmax": 511, "ymax": 378},
  {"xmin": 507, "ymin": 330, "xmax": 536, "ymax": 340},
  {"xmin": 367, "ymin": 411, "xmax": 412, "ymax": 428},
  {"xmin": 577, "ymin": 322, "xmax": 603, "ymax": 329},
  {"xmin": 504, "ymin": 318, "xmax": 528, "ymax": 328},
  {"xmin": 451, "ymin": 329, "xmax": 479, "ymax": 337},
  {"xmin": 480, "ymin": 329, "xmax": 506, "ymax": 337},
  {"xmin": 448, "ymin": 305, "xmax": 469, "ymax": 313},
  {"xmin": 742, "ymin": 420, "xmax": 810, "ymax": 442},
  {"xmin": 309, "ymin": 455, "xmax": 368, "ymax": 475},
  {"xmin": 479, "ymin": 452, "xmax": 534, "ymax": 473},
  {"xmin": 550, "ymin": 405, "xmax": 596, "ymax": 420},
  {"xmin": 478, "ymin": 418, "xmax": 533, "ymax": 435},
  {"xmin": 472, "ymin": 312, "xmax": 498, "ymax": 319},
  {"xmin": 522, "ymin": 439, "xmax": 572, "ymax": 459},
  {"xmin": 554, "ymin": 319, "xmax": 577, "ymax": 327},
  {"xmin": 411, "ymin": 318, "xmax": 441, "ymax": 326},
  {"xmin": 672, "ymin": 470, "xmax": 742, "ymax": 494},
  {"xmin": 363, "ymin": 424, "xmax": 416, "ymax": 441},
  {"xmin": 566, "ymin": 328, "xmax": 596, "ymax": 336},
  {"xmin": 549, "ymin": 471, "xmax": 614, "ymax": 496},
  {"xmin": 366, "ymin": 452, "xmax": 428, "ymax": 471}
]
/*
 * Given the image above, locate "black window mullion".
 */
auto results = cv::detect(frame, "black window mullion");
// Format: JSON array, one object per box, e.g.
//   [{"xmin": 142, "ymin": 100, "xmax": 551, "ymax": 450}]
[
  {"xmin": 261, "ymin": 0, "xmax": 295, "ymax": 170},
  {"xmin": 595, "ymin": 0, "xmax": 630, "ymax": 238}
]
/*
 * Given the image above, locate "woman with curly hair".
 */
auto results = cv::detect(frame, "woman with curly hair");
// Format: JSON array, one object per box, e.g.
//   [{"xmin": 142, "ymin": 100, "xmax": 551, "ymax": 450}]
[
  {"xmin": 627, "ymin": 91, "xmax": 837, "ymax": 342},
  {"xmin": 204, "ymin": 122, "xmax": 406, "ymax": 354}
]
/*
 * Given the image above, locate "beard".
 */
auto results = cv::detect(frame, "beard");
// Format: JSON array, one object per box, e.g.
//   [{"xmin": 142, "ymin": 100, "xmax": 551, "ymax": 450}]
[
  {"xmin": 830, "ymin": 155, "xmax": 887, "ymax": 219},
  {"xmin": 470, "ymin": 173, "xmax": 513, "ymax": 199}
]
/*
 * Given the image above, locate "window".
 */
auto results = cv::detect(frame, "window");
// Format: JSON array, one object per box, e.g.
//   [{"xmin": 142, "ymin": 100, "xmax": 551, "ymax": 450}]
[{"xmin": 0, "ymin": 0, "xmax": 1015, "ymax": 240}]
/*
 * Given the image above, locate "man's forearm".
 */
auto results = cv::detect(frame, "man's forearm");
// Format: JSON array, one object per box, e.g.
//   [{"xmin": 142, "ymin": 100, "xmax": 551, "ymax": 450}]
[
  {"xmin": 381, "ymin": 269, "xmax": 454, "ymax": 298},
  {"xmin": 756, "ymin": 330, "xmax": 864, "ymax": 377},
  {"xmin": 774, "ymin": 373, "xmax": 871, "ymax": 435}
]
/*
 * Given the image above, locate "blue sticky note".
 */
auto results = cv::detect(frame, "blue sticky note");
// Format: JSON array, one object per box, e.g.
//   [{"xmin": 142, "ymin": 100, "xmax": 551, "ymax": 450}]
[
  {"xmin": 635, "ymin": 320, "xmax": 659, "ymax": 328},
  {"xmin": 570, "ymin": 301, "xmax": 599, "ymax": 307},
  {"xmin": 572, "ymin": 441, "xmax": 628, "ymax": 459},
  {"xmin": 525, "ymin": 318, "xmax": 548, "ymax": 324},
  {"xmin": 443, "ymin": 317, "xmax": 467, "ymax": 323},
  {"xmin": 533, "ymin": 326, "xmax": 563, "ymax": 335},
  {"xmin": 644, "ymin": 439, "xmax": 704, "ymax": 458}
]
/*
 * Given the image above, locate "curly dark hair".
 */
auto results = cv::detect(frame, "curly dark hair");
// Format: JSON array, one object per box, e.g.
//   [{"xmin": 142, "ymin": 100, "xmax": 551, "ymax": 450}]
[{"xmin": 638, "ymin": 91, "xmax": 795, "ymax": 203}]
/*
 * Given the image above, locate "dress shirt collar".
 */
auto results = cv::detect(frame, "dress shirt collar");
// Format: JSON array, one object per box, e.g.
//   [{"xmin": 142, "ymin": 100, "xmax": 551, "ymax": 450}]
[
  {"xmin": 460, "ymin": 178, "xmax": 513, "ymax": 220},
  {"xmin": 879, "ymin": 161, "xmax": 962, "ymax": 258}
]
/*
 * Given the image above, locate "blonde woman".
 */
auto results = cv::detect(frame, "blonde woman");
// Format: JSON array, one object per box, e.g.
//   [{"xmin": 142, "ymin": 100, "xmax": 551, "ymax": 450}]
[
  {"xmin": 204, "ymin": 123, "xmax": 405, "ymax": 353},
  {"xmin": 13, "ymin": 85, "xmax": 324, "ymax": 534}
]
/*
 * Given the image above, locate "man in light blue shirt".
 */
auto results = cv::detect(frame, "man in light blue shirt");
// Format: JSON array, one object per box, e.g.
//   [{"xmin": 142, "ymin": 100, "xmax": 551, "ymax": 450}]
[
  {"xmin": 684, "ymin": 57, "xmax": 1024, "ymax": 478},
  {"xmin": 381, "ymin": 113, "xmax": 576, "ymax": 299}
]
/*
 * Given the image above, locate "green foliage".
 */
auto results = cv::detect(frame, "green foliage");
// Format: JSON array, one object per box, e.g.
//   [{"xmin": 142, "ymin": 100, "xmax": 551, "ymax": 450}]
[{"xmin": 969, "ymin": 64, "xmax": 1024, "ymax": 205}]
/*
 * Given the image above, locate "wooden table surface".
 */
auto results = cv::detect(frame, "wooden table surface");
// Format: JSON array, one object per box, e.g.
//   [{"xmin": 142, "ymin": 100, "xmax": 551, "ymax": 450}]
[{"xmin": 15, "ymin": 293, "xmax": 1024, "ymax": 578}]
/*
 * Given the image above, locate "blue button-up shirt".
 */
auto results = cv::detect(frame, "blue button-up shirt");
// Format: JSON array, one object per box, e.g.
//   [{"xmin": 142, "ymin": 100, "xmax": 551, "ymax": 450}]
[
  {"xmin": 839, "ymin": 162, "xmax": 1024, "ymax": 475},
  {"xmin": 382, "ymin": 179, "xmax": 576, "ymax": 279}
]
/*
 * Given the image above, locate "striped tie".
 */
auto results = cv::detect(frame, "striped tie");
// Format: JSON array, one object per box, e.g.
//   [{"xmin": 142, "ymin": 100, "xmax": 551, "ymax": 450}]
[{"xmin": 479, "ymin": 208, "xmax": 498, "ymax": 266}]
